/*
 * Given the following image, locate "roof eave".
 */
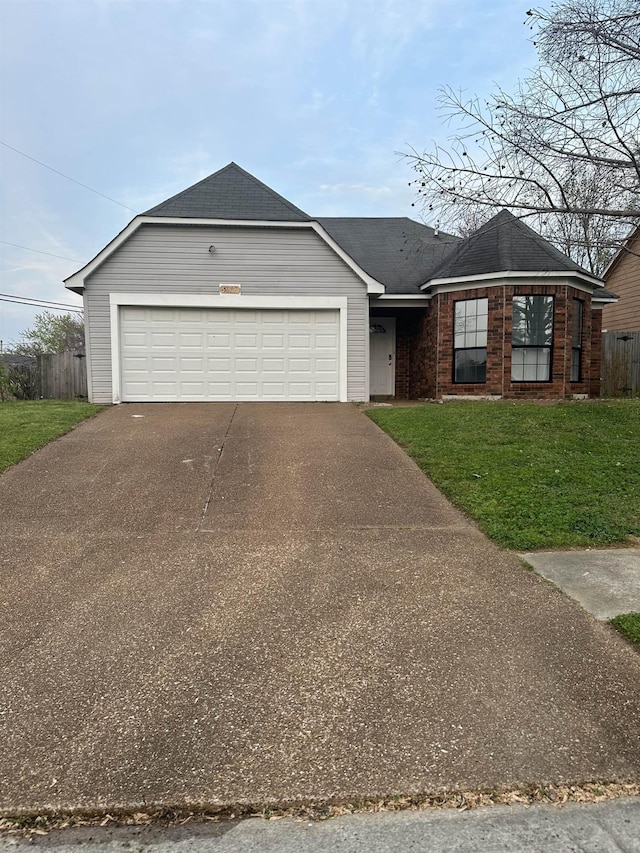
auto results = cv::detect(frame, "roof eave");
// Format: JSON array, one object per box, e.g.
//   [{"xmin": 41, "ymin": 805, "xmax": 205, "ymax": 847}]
[{"xmin": 420, "ymin": 269, "xmax": 604, "ymax": 291}]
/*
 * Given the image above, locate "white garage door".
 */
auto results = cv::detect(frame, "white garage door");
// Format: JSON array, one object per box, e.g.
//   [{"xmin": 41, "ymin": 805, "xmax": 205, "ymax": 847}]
[{"xmin": 119, "ymin": 306, "xmax": 341, "ymax": 402}]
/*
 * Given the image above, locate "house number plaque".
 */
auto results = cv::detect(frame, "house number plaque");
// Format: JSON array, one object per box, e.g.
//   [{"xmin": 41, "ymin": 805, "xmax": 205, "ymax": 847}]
[{"xmin": 219, "ymin": 283, "xmax": 241, "ymax": 294}]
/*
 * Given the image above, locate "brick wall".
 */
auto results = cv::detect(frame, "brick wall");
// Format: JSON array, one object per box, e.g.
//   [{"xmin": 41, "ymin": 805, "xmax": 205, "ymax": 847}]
[
  {"xmin": 590, "ymin": 309, "xmax": 603, "ymax": 397},
  {"xmin": 409, "ymin": 282, "xmax": 600, "ymax": 400}
]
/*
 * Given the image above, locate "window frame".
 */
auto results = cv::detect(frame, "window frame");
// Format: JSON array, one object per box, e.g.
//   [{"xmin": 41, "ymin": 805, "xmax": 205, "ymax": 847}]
[
  {"xmin": 452, "ymin": 297, "xmax": 488, "ymax": 385},
  {"xmin": 571, "ymin": 298, "xmax": 583, "ymax": 382},
  {"xmin": 511, "ymin": 294, "xmax": 555, "ymax": 383}
]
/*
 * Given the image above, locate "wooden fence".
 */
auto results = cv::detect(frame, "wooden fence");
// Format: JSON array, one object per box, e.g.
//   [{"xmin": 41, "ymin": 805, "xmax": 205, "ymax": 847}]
[
  {"xmin": 601, "ymin": 331, "xmax": 640, "ymax": 397},
  {"xmin": 37, "ymin": 352, "xmax": 87, "ymax": 399},
  {"xmin": 1, "ymin": 352, "xmax": 87, "ymax": 400}
]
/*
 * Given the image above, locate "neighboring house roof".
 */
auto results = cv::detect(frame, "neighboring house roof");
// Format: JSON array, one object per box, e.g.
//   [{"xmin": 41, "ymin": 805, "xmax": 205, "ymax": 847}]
[
  {"xmin": 317, "ymin": 218, "xmax": 460, "ymax": 294},
  {"xmin": 144, "ymin": 162, "xmax": 311, "ymax": 222},
  {"xmin": 424, "ymin": 209, "xmax": 601, "ymax": 285}
]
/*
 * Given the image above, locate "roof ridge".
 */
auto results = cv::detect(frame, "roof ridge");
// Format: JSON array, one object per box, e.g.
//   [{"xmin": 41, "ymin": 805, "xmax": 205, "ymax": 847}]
[{"xmin": 228, "ymin": 162, "xmax": 310, "ymax": 219}]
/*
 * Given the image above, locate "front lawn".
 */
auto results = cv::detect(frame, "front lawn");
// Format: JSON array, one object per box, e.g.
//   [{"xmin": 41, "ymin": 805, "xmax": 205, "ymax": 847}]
[
  {"xmin": 367, "ymin": 401, "xmax": 640, "ymax": 550},
  {"xmin": 0, "ymin": 400, "xmax": 104, "ymax": 474},
  {"xmin": 610, "ymin": 612, "xmax": 640, "ymax": 647}
]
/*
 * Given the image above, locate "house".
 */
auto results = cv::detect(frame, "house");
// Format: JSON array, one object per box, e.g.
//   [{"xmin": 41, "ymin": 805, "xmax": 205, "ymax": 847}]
[
  {"xmin": 603, "ymin": 224, "xmax": 640, "ymax": 332},
  {"xmin": 65, "ymin": 163, "xmax": 617, "ymax": 404}
]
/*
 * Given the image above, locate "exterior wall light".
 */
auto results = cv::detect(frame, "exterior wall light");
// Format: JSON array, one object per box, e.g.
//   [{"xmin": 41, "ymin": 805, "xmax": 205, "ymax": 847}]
[{"xmin": 208, "ymin": 245, "xmax": 216, "ymax": 253}]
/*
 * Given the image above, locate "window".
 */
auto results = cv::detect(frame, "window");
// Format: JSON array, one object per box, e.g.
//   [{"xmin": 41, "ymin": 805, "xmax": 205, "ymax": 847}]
[
  {"xmin": 454, "ymin": 298, "xmax": 488, "ymax": 383},
  {"xmin": 571, "ymin": 298, "xmax": 583, "ymax": 382},
  {"xmin": 511, "ymin": 295, "xmax": 553, "ymax": 382}
]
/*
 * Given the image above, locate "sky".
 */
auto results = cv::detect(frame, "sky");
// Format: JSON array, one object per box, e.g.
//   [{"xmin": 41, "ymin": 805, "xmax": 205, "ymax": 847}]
[{"xmin": 0, "ymin": 0, "xmax": 538, "ymax": 349}]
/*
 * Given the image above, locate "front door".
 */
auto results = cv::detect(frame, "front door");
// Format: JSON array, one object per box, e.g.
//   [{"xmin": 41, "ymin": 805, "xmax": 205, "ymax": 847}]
[{"xmin": 369, "ymin": 317, "xmax": 396, "ymax": 396}]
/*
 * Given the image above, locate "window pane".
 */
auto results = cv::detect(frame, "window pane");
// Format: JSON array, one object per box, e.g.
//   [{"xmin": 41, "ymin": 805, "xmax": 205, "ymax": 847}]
[
  {"xmin": 454, "ymin": 298, "xmax": 488, "ymax": 349},
  {"xmin": 571, "ymin": 348, "xmax": 581, "ymax": 382},
  {"xmin": 572, "ymin": 299, "xmax": 583, "ymax": 348},
  {"xmin": 511, "ymin": 347, "xmax": 550, "ymax": 381},
  {"xmin": 512, "ymin": 296, "xmax": 553, "ymax": 346},
  {"xmin": 455, "ymin": 348, "xmax": 487, "ymax": 383}
]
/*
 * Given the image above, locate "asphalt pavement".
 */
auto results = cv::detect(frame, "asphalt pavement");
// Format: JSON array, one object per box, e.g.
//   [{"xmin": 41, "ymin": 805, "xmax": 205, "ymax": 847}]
[{"xmin": 1, "ymin": 403, "xmax": 639, "ymax": 815}]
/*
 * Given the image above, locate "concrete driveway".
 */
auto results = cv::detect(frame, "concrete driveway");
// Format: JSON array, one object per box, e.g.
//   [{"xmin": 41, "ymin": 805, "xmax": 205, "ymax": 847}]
[{"xmin": 1, "ymin": 403, "xmax": 639, "ymax": 814}]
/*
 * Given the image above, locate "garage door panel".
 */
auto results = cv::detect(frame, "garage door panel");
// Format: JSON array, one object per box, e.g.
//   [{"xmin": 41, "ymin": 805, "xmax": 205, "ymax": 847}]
[
  {"xmin": 180, "ymin": 357, "xmax": 205, "ymax": 371},
  {"xmin": 262, "ymin": 358, "xmax": 285, "ymax": 371},
  {"xmin": 235, "ymin": 334, "xmax": 258, "ymax": 348},
  {"xmin": 150, "ymin": 332, "xmax": 176, "ymax": 348},
  {"xmin": 119, "ymin": 306, "xmax": 340, "ymax": 402},
  {"xmin": 207, "ymin": 357, "xmax": 232, "ymax": 371},
  {"xmin": 289, "ymin": 334, "xmax": 311, "ymax": 348},
  {"xmin": 179, "ymin": 332, "xmax": 205, "ymax": 348},
  {"xmin": 207, "ymin": 333, "xmax": 230, "ymax": 348},
  {"xmin": 262, "ymin": 334, "xmax": 285, "ymax": 348},
  {"xmin": 316, "ymin": 334, "xmax": 338, "ymax": 347}
]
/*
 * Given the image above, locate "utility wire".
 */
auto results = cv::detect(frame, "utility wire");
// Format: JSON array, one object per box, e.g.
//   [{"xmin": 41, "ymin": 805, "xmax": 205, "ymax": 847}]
[
  {"xmin": 0, "ymin": 293, "xmax": 83, "ymax": 313},
  {"xmin": 0, "ymin": 140, "xmax": 140, "ymax": 214},
  {"xmin": 0, "ymin": 240, "xmax": 83, "ymax": 263},
  {"xmin": 0, "ymin": 291, "xmax": 82, "ymax": 308}
]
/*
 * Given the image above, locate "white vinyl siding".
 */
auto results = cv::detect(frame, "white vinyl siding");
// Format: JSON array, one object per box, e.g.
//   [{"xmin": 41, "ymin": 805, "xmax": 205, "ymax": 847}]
[{"xmin": 84, "ymin": 223, "xmax": 369, "ymax": 403}]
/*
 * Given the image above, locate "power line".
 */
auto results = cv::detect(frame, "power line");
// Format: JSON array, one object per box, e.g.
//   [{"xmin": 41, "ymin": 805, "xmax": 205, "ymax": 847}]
[
  {"xmin": 0, "ymin": 240, "xmax": 83, "ymax": 263},
  {"xmin": 0, "ymin": 297, "xmax": 83, "ymax": 314},
  {"xmin": 0, "ymin": 140, "xmax": 140, "ymax": 214},
  {"xmin": 0, "ymin": 293, "xmax": 83, "ymax": 313}
]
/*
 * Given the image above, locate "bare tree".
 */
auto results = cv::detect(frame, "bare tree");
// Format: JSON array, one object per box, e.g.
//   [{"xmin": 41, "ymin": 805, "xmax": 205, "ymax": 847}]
[{"xmin": 406, "ymin": 0, "xmax": 640, "ymax": 274}]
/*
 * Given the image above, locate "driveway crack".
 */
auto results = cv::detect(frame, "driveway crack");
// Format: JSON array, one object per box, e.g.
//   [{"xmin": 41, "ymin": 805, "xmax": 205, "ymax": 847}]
[{"xmin": 198, "ymin": 403, "xmax": 238, "ymax": 530}]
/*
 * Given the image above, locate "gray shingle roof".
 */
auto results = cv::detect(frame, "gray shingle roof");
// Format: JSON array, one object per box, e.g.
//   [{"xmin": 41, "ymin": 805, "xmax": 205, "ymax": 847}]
[
  {"xmin": 592, "ymin": 287, "xmax": 618, "ymax": 300},
  {"xmin": 144, "ymin": 162, "xmax": 310, "ymax": 221},
  {"xmin": 142, "ymin": 167, "xmax": 605, "ymax": 294},
  {"xmin": 425, "ymin": 209, "xmax": 599, "ymax": 284},
  {"xmin": 318, "ymin": 218, "xmax": 460, "ymax": 294}
]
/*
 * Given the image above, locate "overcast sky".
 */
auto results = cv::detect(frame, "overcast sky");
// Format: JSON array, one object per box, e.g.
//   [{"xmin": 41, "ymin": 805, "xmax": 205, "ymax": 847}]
[{"xmin": 0, "ymin": 0, "xmax": 537, "ymax": 349}]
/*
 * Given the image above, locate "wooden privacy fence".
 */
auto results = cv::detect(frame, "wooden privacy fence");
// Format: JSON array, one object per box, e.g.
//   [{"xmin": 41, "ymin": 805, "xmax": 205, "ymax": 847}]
[
  {"xmin": 601, "ymin": 331, "xmax": 640, "ymax": 397},
  {"xmin": 37, "ymin": 352, "xmax": 87, "ymax": 399}
]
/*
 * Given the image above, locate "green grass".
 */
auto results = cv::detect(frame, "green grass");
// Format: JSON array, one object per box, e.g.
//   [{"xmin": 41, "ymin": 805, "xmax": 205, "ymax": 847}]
[
  {"xmin": 0, "ymin": 400, "xmax": 104, "ymax": 474},
  {"xmin": 367, "ymin": 400, "xmax": 640, "ymax": 550},
  {"xmin": 610, "ymin": 612, "xmax": 640, "ymax": 646}
]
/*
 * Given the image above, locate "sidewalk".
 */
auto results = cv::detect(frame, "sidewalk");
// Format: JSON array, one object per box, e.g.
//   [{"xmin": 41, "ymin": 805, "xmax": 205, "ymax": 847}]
[
  {"xmin": 3, "ymin": 799, "xmax": 639, "ymax": 853},
  {"xmin": 520, "ymin": 549, "xmax": 640, "ymax": 620}
]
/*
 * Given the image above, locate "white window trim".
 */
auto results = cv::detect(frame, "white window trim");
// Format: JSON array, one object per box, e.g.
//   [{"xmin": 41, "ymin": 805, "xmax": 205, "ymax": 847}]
[{"xmin": 109, "ymin": 292, "xmax": 348, "ymax": 404}]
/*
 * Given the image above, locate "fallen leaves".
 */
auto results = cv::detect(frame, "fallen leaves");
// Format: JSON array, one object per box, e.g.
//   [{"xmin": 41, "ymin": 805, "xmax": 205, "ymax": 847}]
[{"xmin": 1, "ymin": 781, "xmax": 639, "ymax": 837}]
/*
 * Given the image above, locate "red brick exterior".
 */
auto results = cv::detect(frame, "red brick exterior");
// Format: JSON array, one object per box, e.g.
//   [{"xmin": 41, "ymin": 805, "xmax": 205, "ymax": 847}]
[
  {"xmin": 372, "ymin": 282, "xmax": 604, "ymax": 400},
  {"xmin": 589, "ymin": 309, "xmax": 602, "ymax": 397}
]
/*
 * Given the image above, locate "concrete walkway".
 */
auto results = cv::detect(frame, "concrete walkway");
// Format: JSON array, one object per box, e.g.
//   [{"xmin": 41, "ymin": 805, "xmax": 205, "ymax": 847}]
[
  {"xmin": 1, "ymin": 403, "xmax": 639, "ymax": 815},
  {"xmin": 521, "ymin": 549, "xmax": 640, "ymax": 620},
  {"xmin": 3, "ymin": 799, "xmax": 640, "ymax": 853}
]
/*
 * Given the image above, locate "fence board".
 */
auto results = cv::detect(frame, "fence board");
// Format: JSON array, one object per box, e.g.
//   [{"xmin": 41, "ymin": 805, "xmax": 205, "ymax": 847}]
[
  {"xmin": 37, "ymin": 352, "xmax": 87, "ymax": 399},
  {"xmin": 601, "ymin": 331, "xmax": 640, "ymax": 397}
]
